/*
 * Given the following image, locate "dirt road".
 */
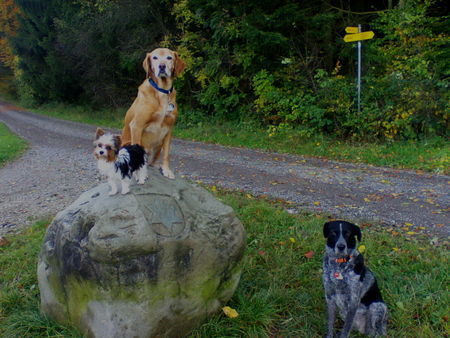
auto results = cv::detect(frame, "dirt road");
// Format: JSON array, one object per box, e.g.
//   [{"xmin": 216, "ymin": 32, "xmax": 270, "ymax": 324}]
[{"xmin": 0, "ymin": 102, "xmax": 448, "ymax": 238}]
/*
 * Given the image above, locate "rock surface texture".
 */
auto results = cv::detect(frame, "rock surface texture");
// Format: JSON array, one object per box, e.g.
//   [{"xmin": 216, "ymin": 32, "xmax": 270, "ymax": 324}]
[{"xmin": 37, "ymin": 169, "xmax": 246, "ymax": 338}]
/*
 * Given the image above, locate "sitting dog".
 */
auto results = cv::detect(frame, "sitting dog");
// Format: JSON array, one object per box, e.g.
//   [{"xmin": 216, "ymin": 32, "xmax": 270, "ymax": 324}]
[
  {"xmin": 323, "ymin": 220, "xmax": 388, "ymax": 337},
  {"xmin": 121, "ymin": 48, "xmax": 186, "ymax": 179},
  {"xmin": 94, "ymin": 128, "xmax": 147, "ymax": 195}
]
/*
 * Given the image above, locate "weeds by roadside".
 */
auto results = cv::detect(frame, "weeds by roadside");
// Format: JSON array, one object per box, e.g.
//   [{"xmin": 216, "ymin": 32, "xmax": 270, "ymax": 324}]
[
  {"xmin": 3, "ymin": 101, "xmax": 448, "ymax": 174},
  {"xmin": 0, "ymin": 123, "xmax": 28, "ymax": 167}
]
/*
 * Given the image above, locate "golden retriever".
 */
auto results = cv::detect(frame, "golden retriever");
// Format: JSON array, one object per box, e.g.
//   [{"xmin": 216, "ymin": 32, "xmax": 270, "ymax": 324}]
[{"xmin": 121, "ymin": 48, "xmax": 186, "ymax": 179}]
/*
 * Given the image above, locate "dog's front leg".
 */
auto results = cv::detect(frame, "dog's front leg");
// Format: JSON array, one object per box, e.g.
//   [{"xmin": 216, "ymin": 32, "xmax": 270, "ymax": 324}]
[
  {"xmin": 108, "ymin": 178, "xmax": 119, "ymax": 196},
  {"xmin": 339, "ymin": 301, "xmax": 359, "ymax": 338},
  {"xmin": 160, "ymin": 130, "xmax": 175, "ymax": 179},
  {"xmin": 325, "ymin": 296, "xmax": 336, "ymax": 338}
]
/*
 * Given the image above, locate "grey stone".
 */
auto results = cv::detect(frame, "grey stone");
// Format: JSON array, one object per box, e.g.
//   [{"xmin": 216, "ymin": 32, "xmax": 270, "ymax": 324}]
[{"xmin": 37, "ymin": 168, "xmax": 246, "ymax": 338}]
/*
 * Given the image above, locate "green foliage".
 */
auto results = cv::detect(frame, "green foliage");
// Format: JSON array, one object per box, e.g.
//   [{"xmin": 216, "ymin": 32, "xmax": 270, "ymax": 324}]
[
  {"xmin": 172, "ymin": 0, "xmax": 345, "ymax": 120},
  {"xmin": 11, "ymin": 0, "xmax": 173, "ymax": 107},
  {"xmin": 12, "ymin": 0, "xmax": 79, "ymax": 105},
  {"xmin": 252, "ymin": 70, "xmax": 327, "ymax": 136},
  {"xmin": 2, "ymin": 0, "xmax": 448, "ymax": 139},
  {"xmin": 363, "ymin": 0, "xmax": 450, "ymax": 139}
]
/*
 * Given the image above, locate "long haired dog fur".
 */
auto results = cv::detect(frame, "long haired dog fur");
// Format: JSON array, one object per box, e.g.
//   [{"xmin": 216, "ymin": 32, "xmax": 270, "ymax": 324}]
[
  {"xmin": 94, "ymin": 128, "xmax": 147, "ymax": 195},
  {"xmin": 121, "ymin": 48, "xmax": 186, "ymax": 179},
  {"xmin": 323, "ymin": 220, "xmax": 388, "ymax": 337}
]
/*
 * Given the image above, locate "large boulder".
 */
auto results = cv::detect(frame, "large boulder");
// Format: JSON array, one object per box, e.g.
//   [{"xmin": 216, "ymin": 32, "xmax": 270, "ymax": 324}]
[{"xmin": 37, "ymin": 168, "xmax": 246, "ymax": 338}]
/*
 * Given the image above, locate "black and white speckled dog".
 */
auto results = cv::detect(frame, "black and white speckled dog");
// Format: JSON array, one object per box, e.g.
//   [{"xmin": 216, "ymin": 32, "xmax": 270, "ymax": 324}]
[
  {"xmin": 323, "ymin": 220, "xmax": 388, "ymax": 337},
  {"xmin": 94, "ymin": 128, "xmax": 147, "ymax": 195}
]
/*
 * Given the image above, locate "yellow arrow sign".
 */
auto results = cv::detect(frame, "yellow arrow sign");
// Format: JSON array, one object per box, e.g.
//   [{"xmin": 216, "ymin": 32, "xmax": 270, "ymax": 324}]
[
  {"xmin": 345, "ymin": 27, "xmax": 359, "ymax": 34},
  {"xmin": 344, "ymin": 31, "xmax": 375, "ymax": 42}
]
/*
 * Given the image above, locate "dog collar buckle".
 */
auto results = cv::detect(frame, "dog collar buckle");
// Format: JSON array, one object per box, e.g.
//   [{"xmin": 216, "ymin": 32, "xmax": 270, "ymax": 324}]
[{"xmin": 167, "ymin": 103, "xmax": 175, "ymax": 112}]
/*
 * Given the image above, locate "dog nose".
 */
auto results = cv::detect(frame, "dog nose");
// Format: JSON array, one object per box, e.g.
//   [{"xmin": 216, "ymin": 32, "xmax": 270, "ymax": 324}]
[
  {"xmin": 159, "ymin": 64, "xmax": 166, "ymax": 70},
  {"xmin": 337, "ymin": 244, "xmax": 346, "ymax": 251},
  {"xmin": 99, "ymin": 150, "xmax": 104, "ymax": 155}
]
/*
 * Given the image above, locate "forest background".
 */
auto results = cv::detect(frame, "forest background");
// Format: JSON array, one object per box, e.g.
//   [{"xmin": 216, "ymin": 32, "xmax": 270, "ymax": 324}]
[{"xmin": 0, "ymin": 0, "xmax": 448, "ymax": 141}]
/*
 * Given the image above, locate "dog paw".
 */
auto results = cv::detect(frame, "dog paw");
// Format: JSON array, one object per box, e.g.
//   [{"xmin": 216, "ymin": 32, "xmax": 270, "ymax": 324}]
[
  {"xmin": 121, "ymin": 188, "xmax": 130, "ymax": 195},
  {"xmin": 138, "ymin": 178, "xmax": 147, "ymax": 185},
  {"xmin": 109, "ymin": 191, "xmax": 118, "ymax": 196},
  {"xmin": 160, "ymin": 167, "xmax": 175, "ymax": 179}
]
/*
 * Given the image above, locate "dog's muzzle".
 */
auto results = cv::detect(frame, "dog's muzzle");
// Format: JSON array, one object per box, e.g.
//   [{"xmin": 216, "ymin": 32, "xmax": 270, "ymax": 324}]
[{"xmin": 158, "ymin": 64, "xmax": 168, "ymax": 77}]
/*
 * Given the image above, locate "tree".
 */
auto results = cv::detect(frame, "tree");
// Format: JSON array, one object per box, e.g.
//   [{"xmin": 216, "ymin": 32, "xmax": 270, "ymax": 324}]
[{"xmin": 0, "ymin": 0, "xmax": 21, "ymax": 69}]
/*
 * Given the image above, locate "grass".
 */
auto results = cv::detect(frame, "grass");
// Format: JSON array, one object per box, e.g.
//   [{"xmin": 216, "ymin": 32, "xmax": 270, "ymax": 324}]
[
  {"xmin": 0, "ymin": 221, "xmax": 81, "ymax": 337},
  {"xmin": 0, "ymin": 123, "xmax": 28, "ymax": 167},
  {"xmin": 174, "ymin": 121, "xmax": 449, "ymax": 175},
  {"xmin": 0, "ymin": 96, "xmax": 447, "ymax": 174},
  {"xmin": 1, "ymin": 192, "xmax": 448, "ymax": 337}
]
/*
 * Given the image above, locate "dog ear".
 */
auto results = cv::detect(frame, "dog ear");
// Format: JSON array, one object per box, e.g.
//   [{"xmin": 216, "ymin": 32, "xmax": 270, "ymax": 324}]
[
  {"xmin": 173, "ymin": 52, "xmax": 186, "ymax": 77},
  {"xmin": 95, "ymin": 128, "xmax": 105, "ymax": 139},
  {"xmin": 352, "ymin": 224, "xmax": 362, "ymax": 241},
  {"xmin": 113, "ymin": 135, "xmax": 122, "ymax": 150},
  {"xmin": 142, "ymin": 53, "xmax": 153, "ymax": 79},
  {"xmin": 323, "ymin": 222, "xmax": 331, "ymax": 238}
]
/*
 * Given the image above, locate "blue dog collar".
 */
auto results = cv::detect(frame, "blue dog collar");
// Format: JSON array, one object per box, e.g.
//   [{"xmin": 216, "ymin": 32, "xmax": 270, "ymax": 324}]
[{"xmin": 149, "ymin": 78, "xmax": 173, "ymax": 95}]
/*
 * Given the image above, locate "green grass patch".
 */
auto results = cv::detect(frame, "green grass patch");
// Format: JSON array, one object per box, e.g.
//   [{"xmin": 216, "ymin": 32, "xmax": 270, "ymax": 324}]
[
  {"xmin": 0, "ymin": 221, "xmax": 82, "ymax": 337},
  {"xmin": 31, "ymin": 102, "xmax": 124, "ymax": 129},
  {"xmin": 1, "ymin": 192, "xmax": 448, "ymax": 337},
  {"xmin": 175, "ymin": 121, "xmax": 449, "ymax": 175},
  {"xmin": 0, "ymin": 123, "xmax": 28, "ymax": 167}
]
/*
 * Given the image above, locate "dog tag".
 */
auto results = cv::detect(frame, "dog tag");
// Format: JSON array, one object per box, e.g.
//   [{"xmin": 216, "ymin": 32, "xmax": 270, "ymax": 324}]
[
  {"xmin": 334, "ymin": 272, "xmax": 344, "ymax": 280},
  {"xmin": 167, "ymin": 103, "xmax": 175, "ymax": 112}
]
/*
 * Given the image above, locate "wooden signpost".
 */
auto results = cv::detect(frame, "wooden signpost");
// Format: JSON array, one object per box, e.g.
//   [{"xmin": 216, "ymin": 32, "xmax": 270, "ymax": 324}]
[{"xmin": 344, "ymin": 25, "xmax": 375, "ymax": 112}]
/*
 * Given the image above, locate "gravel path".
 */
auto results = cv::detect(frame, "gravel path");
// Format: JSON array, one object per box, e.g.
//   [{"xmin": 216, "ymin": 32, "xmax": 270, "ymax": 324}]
[{"xmin": 1, "ymin": 102, "xmax": 448, "ymax": 239}]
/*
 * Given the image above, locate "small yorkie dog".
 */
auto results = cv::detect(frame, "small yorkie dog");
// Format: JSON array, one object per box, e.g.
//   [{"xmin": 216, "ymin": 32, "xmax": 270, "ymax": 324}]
[{"xmin": 93, "ymin": 128, "xmax": 147, "ymax": 195}]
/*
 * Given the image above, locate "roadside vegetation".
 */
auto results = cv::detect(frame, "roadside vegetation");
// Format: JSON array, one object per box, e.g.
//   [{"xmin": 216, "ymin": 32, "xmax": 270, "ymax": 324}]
[
  {"xmin": 0, "ymin": 122, "xmax": 27, "ymax": 166},
  {"xmin": 0, "ymin": 0, "xmax": 448, "ymax": 174},
  {"xmin": 1, "ymin": 192, "xmax": 448, "ymax": 337},
  {"xmin": 0, "ymin": 101, "xmax": 447, "ymax": 174}
]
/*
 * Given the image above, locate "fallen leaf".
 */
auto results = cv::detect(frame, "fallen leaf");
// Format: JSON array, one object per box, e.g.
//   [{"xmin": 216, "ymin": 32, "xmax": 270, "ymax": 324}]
[
  {"xmin": 289, "ymin": 237, "xmax": 296, "ymax": 243},
  {"xmin": 0, "ymin": 237, "xmax": 9, "ymax": 247},
  {"xmin": 392, "ymin": 247, "xmax": 400, "ymax": 252},
  {"xmin": 407, "ymin": 231, "xmax": 417, "ymax": 235},
  {"xmin": 405, "ymin": 222, "xmax": 414, "ymax": 226},
  {"xmin": 364, "ymin": 198, "xmax": 371, "ymax": 202},
  {"xmin": 258, "ymin": 250, "xmax": 266, "ymax": 256},
  {"xmin": 246, "ymin": 194, "xmax": 253, "ymax": 199},
  {"xmin": 304, "ymin": 251, "xmax": 315, "ymax": 259},
  {"xmin": 211, "ymin": 186, "xmax": 217, "ymax": 192},
  {"xmin": 358, "ymin": 245, "xmax": 366, "ymax": 253},
  {"xmin": 222, "ymin": 306, "xmax": 239, "ymax": 318},
  {"xmin": 313, "ymin": 201, "xmax": 321, "ymax": 206}
]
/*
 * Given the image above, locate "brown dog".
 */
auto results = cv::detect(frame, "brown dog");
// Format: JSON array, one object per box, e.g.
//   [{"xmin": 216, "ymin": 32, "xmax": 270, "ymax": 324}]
[{"xmin": 121, "ymin": 48, "xmax": 186, "ymax": 179}]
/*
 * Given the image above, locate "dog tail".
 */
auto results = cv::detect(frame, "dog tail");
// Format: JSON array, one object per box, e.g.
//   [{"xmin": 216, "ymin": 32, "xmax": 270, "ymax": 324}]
[{"xmin": 115, "ymin": 149, "xmax": 132, "ymax": 179}]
